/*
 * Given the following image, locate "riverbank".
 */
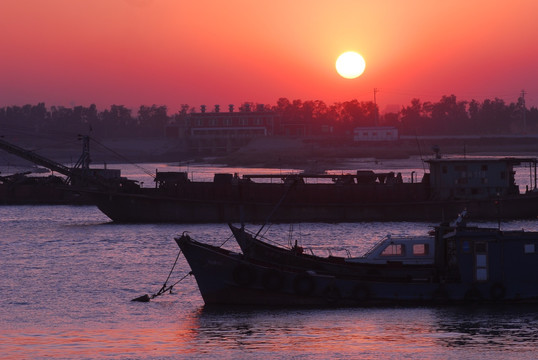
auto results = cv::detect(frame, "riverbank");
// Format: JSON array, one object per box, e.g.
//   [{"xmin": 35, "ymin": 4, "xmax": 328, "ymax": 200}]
[
  {"xmin": 209, "ymin": 135, "xmax": 538, "ymax": 170},
  {"xmin": 2, "ymin": 135, "xmax": 538, "ymax": 172}
]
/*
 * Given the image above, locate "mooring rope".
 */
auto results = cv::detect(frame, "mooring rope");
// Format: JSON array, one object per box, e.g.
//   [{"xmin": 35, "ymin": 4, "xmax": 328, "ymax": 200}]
[
  {"xmin": 132, "ymin": 248, "xmax": 192, "ymax": 302},
  {"xmin": 153, "ymin": 249, "xmax": 183, "ymax": 296}
]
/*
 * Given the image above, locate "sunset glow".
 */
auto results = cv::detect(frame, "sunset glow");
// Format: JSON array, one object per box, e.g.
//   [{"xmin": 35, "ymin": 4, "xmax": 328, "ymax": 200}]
[{"xmin": 1, "ymin": 0, "xmax": 537, "ymax": 112}]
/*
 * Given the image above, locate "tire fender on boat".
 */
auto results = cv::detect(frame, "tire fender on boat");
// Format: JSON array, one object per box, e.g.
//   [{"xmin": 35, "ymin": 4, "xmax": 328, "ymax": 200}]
[
  {"xmin": 293, "ymin": 273, "xmax": 316, "ymax": 296},
  {"xmin": 464, "ymin": 287, "xmax": 483, "ymax": 302},
  {"xmin": 352, "ymin": 283, "xmax": 370, "ymax": 302},
  {"xmin": 322, "ymin": 284, "xmax": 341, "ymax": 304},
  {"xmin": 232, "ymin": 264, "xmax": 257, "ymax": 286},
  {"xmin": 431, "ymin": 287, "xmax": 450, "ymax": 303},
  {"xmin": 489, "ymin": 282, "xmax": 506, "ymax": 300},
  {"xmin": 262, "ymin": 269, "xmax": 284, "ymax": 291}
]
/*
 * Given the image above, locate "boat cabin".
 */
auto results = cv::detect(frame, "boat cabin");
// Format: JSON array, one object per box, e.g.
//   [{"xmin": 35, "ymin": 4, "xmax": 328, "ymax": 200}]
[
  {"xmin": 426, "ymin": 157, "xmax": 537, "ymax": 200},
  {"xmin": 154, "ymin": 171, "xmax": 189, "ymax": 189},
  {"xmin": 346, "ymin": 235, "xmax": 435, "ymax": 265}
]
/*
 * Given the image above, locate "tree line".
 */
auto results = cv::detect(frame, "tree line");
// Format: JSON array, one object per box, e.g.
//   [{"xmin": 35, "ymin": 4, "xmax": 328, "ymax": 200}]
[{"xmin": 1, "ymin": 95, "xmax": 537, "ymax": 139}]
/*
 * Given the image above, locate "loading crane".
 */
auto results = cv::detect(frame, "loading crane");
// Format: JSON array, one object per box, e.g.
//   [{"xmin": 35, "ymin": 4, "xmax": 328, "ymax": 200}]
[{"xmin": 0, "ymin": 135, "xmax": 121, "ymax": 190}]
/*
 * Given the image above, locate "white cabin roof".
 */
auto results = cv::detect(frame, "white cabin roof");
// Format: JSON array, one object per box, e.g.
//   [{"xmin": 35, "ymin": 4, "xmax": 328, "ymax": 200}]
[{"xmin": 346, "ymin": 235, "xmax": 435, "ymax": 265}]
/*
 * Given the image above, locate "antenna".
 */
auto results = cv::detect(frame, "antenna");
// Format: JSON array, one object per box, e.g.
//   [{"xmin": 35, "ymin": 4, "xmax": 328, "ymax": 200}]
[
  {"xmin": 373, "ymin": 88, "xmax": 379, "ymax": 126},
  {"xmin": 415, "ymin": 130, "xmax": 426, "ymax": 173},
  {"xmin": 520, "ymin": 89, "xmax": 527, "ymax": 133}
]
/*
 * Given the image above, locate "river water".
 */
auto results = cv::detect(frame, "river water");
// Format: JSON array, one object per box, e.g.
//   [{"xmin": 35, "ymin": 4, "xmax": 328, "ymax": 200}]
[{"xmin": 2, "ymin": 161, "xmax": 538, "ymax": 359}]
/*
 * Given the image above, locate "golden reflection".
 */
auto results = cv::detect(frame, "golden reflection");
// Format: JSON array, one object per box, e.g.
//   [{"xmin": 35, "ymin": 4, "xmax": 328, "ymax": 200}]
[{"xmin": 176, "ymin": 307, "xmax": 441, "ymax": 355}]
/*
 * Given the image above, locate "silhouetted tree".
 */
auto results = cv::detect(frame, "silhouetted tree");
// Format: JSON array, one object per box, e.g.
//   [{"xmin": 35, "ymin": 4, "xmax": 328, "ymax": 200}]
[{"xmin": 430, "ymin": 95, "xmax": 468, "ymax": 134}]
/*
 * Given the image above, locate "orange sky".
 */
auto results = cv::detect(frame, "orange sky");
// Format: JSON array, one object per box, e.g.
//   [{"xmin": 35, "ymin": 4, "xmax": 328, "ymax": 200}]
[{"xmin": 1, "ymin": 0, "xmax": 537, "ymax": 113}]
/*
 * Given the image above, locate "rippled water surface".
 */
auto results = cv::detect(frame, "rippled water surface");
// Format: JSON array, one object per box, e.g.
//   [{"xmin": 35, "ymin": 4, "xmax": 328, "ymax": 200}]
[
  {"xmin": 2, "ymin": 155, "xmax": 538, "ymax": 359},
  {"xmin": 2, "ymin": 203, "xmax": 538, "ymax": 359}
]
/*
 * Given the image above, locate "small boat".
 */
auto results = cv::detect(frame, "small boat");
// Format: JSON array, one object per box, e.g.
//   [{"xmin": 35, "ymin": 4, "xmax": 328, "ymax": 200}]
[
  {"xmin": 229, "ymin": 223, "xmax": 437, "ymax": 281},
  {"xmin": 176, "ymin": 221, "xmax": 538, "ymax": 306}
]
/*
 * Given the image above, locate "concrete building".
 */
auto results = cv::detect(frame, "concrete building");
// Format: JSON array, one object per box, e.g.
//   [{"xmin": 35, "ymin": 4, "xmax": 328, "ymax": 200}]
[{"xmin": 353, "ymin": 126, "xmax": 399, "ymax": 142}]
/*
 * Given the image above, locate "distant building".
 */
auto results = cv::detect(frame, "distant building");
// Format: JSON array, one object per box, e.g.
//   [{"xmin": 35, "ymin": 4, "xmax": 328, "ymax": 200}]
[
  {"xmin": 169, "ymin": 104, "xmax": 279, "ymax": 153},
  {"xmin": 353, "ymin": 126, "xmax": 399, "ymax": 142}
]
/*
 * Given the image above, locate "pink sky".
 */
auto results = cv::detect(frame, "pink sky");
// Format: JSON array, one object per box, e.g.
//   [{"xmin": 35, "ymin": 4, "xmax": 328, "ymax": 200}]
[{"xmin": 1, "ymin": 0, "xmax": 537, "ymax": 113}]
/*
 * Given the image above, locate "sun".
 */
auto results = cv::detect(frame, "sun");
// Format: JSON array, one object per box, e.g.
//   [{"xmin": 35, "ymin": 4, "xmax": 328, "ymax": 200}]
[{"xmin": 336, "ymin": 51, "xmax": 366, "ymax": 79}]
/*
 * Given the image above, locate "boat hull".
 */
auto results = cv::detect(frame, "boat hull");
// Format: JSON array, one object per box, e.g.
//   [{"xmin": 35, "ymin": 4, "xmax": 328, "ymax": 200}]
[
  {"xmin": 176, "ymin": 233, "xmax": 538, "ymax": 306},
  {"xmin": 92, "ymin": 186, "xmax": 538, "ymax": 223}
]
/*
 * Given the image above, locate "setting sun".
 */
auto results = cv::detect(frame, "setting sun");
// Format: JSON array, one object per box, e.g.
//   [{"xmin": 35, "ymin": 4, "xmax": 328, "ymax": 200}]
[{"xmin": 335, "ymin": 51, "xmax": 366, "ymax": 79}]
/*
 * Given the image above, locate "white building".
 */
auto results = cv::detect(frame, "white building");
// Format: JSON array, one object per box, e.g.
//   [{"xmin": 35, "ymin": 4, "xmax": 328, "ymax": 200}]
[{"xmin": 353, "ymin": 126, "xmax": 399, "ymax": 142}]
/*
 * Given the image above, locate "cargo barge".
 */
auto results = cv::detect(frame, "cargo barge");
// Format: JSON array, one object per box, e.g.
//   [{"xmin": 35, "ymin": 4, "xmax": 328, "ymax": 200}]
[{"xmin": 90, "ymin": 156, "xmax": 538, "ymax": 223}]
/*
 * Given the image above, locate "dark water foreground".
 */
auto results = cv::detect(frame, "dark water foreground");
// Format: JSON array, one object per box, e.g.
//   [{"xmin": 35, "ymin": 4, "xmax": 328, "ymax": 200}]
[{"xmin": 2, "ymin": 205, "xmax": 538, "ymax": 359}]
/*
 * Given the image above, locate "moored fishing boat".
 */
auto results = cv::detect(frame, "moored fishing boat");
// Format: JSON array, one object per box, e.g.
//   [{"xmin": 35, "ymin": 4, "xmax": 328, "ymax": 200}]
[
  {"xmin": 177, "ymin": 221, "xmax": 538, "ymax": 306},
  {"xmin": 229, "ymin": 223, "xmax": 438, "ymax": 280}
]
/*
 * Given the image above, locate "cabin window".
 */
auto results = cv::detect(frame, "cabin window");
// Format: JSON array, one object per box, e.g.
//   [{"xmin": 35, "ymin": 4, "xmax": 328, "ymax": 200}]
[
  {"xmin": 412, "ymin": 243, "xmax": 429, "ymax": 256},
  {"xmin": 462, "ymin": 241, "xmax": 471, "ymax": 253},
  {"xmin": 442, "ymin": 166, "xmax": 447, "ymax": 174},
  {"xmin": 381, "ymin": 244, "xmax": 405, "ymax": 256},
  {"xmin": 476, "ymin": 268, "xmax": 488, "ymax": 281},
  {"xmin": 475, "ymin": 242, "xmax": 488, "ymax": 281},
  {"xmin": 524, "ymin": 244, "xmax": 536, "ymax": 254}
]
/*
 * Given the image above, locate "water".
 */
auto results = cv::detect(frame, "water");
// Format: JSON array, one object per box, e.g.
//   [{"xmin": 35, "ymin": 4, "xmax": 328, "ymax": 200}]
[
  {"xmin": 2, "ymin": 159, "xmax": 538, "ymax": 359},
  {"xmin": 2, "ymin": 204, "xmax": 538, "ymax": 359}
]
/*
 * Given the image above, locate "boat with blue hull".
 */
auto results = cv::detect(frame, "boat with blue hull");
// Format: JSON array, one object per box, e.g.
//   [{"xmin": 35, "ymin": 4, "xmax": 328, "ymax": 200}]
[{"xmin": 177, "ymin": 222, "xmax": 538, "ymax": 306}]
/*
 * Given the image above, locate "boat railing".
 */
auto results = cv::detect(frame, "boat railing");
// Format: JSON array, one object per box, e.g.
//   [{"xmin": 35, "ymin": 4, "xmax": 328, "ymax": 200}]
[
  {"xmin": 361, "ymin": 236, "xmax": 390, "ymax": 259},
  {"xmin": 243, "ymin": 227, "xmax": 292, "ymax": 249},
  {"xmin": 243, "ymin": 227, "xmax": 354, "ymax": 258},
  {"xmin": 303, "ymin": 246, "xmax": 353, "ymax": 258}
]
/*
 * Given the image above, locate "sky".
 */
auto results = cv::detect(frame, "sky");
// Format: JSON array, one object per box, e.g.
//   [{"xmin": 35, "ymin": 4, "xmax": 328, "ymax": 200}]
[{"xmin": 1, "ymin": 0, "xmax": 537, "ymax": 114}]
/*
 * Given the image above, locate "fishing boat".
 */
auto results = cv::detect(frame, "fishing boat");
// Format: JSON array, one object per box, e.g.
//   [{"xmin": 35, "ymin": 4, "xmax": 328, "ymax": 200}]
[
  {"xmin": 93, "ymin": 156, "xmax": 538, "ymax": 223},
  {"xmin": 229, "ymin": 223, "xmax": 437, "ymax": 280},
  {"xmin": 176, "ymin": 221, "xmax": 538, "ymax": 306}
]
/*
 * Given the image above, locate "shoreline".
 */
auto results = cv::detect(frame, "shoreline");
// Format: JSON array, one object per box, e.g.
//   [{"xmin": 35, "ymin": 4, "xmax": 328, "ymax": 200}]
[{"xmin": 1, "ymin": 135, "xmax": 538, "ymax": 172}]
